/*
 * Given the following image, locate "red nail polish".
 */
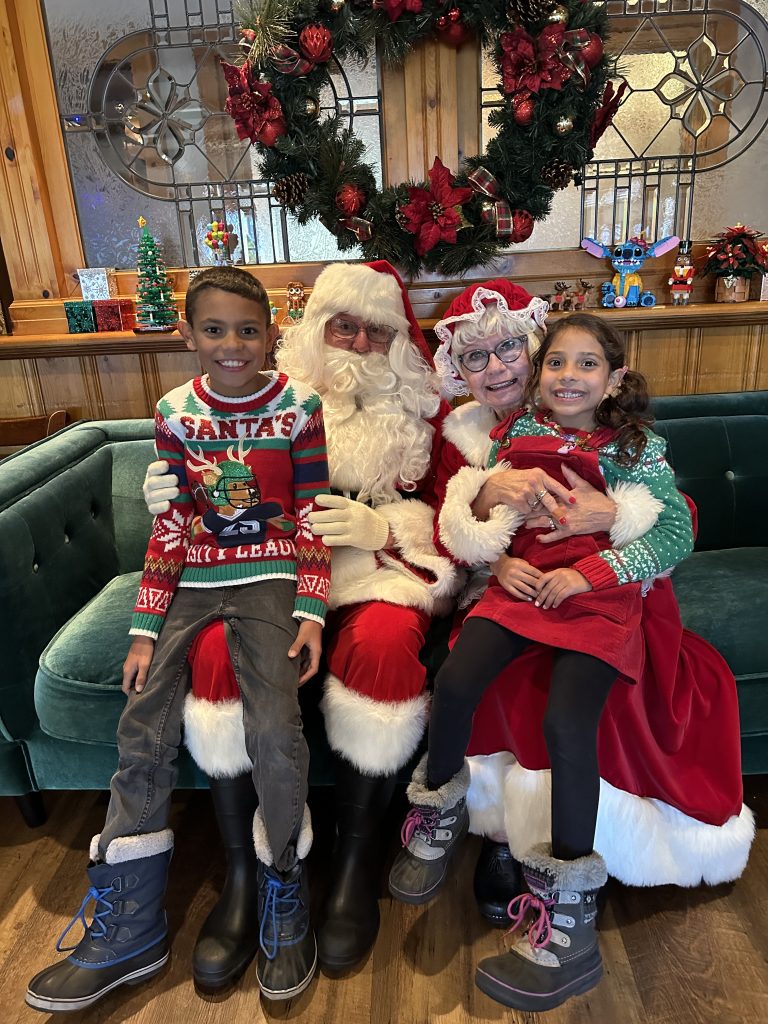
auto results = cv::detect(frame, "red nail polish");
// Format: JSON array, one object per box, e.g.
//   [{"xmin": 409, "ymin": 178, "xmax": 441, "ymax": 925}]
[
  {"xmin": 568, "ymin": 496, "xmax": 577, "ymax": 504},
  {"xmin": 559, "ymin": 517, "xmax": 567, "ymax": 525}
]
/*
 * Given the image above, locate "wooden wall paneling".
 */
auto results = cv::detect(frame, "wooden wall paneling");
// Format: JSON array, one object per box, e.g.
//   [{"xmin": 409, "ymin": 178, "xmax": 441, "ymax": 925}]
[
  {"xmin": 7, "ymin": 0, "xmax": 84, "ymax": 296},
  {"xmin": 741, "ymin": 324, "xmax": 763, "ymax": 392},
  {"xmin": 380, "ymin": 60, "xmax": 409, "ymax": 187},
  {"xmin": 754, "ymin": 325, "xmax": 768, "ymax": 391},
  {"xmin": 632, "ymin": 327, "xmax": 692, "ymax": 396},
  {"xmin": 0, "ymin": 358, "xmax": 42, "ymax": 417},
  {"xmin": 695, "ymin": 323, "xmax": 754, "ymax": 393},
  {"xmin": 155, "ymin": 350, "xmax": 205, "ymax": 400},
  {"xmin": 682, "ymin": 326, "xmax": 703, "ymax": 395},
  {"xmin": 30, "ymin": 356, "xmax": 97, "ymax": 420},
  {"xmin": 0, "ymin": 0, "xmax": 60, "ymax": 301},
  {"xmin": 455, "ymin": 41, "xmax": 481, "ymax": 164},
  {"xmin": 95, "ymin": 353, "xmax": 155, "ymax": 420}
]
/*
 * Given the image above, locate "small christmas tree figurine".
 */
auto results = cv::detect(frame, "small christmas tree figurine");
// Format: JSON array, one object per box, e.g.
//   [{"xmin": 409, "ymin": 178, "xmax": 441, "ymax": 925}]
[{"xmin": 134, "ymin": 216, "xmax": 178, "ymax": 333}]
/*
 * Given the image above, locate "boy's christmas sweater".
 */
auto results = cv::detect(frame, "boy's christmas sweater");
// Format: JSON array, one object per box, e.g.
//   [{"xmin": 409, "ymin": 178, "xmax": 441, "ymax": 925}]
[
  {"xmin": 131, "ymin": 372, "xmax": 331, "ymax": 638},
  {"xmin": 488, "ymin": 410, "xmax": 693, "ymax": 589}
]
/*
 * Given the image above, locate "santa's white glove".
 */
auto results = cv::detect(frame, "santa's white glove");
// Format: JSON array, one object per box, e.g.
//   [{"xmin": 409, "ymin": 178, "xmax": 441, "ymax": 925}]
[
  {"xmin": 143, "ymin": 460, "xmax": 180, "ymax": 515},
  {"xmin": 308, "ymin": 493, "xmax": 390, "ymax": 551}
]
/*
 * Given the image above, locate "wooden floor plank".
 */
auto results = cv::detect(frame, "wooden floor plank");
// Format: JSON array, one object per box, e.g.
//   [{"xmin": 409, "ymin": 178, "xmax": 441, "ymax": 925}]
[{"xmin": 2, "ymin": 781, "xmax": 766, "ymax": 1024}]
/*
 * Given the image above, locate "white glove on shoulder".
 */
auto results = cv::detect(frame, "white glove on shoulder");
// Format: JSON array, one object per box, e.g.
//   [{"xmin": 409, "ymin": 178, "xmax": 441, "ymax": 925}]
[
  {"xmin": 143, "ymin": 460, "xmax": 180, "ymax": 515},
  {"xmin": 308, "ymin": 493, "xmax": 390, "ymax": 551}
]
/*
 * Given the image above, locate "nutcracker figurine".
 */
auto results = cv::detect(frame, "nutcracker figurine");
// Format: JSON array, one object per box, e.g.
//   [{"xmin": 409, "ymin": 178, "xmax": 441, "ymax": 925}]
[{"xmin": 668, "ymin": 240, "xmax": 697, "ymax": 305}]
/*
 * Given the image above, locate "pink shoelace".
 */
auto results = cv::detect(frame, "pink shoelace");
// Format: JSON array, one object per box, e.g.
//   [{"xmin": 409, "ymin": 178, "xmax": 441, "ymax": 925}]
[
  {"xmin": 401, "ymin": 806, "xmax": 439, "ymax": 846},
  {"xmin": 505, "ymin": 891, "xmax": 554, "ymax": 949}
]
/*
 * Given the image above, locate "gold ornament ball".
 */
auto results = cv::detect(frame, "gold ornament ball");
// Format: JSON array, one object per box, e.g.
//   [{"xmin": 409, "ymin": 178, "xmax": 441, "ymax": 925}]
[
  {"xmin": 305, "ymin": 97, "xmax": 320, "ymax": 118},
  {"xmin": 554, "ymin": 114, "xmax": 574, "ymax": 135},
  {"xmin": 480, "ymin": 200, "xmax": 496, "ymax": 216},
  {"xmin": 330, "ymin": 0, "xmax": 346, "ymax": 9},
  {"xmin": 547, "ymin": 5, "xmax": 570, "ymax": 25}
]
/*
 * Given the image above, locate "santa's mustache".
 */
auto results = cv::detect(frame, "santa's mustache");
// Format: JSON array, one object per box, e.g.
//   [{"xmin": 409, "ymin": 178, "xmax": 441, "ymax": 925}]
[{"xmin": 321, "ymin": 349, "xmax": 399, "ymax": 399}]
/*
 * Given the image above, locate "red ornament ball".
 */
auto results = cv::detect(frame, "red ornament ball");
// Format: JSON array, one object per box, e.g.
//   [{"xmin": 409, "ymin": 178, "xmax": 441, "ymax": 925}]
[
  {"xmin": 335, "ymin": 183, "xmax": 367, "ymax": 217},
  {"xmin": 448, "ymin": 6, "xmax": 461, "ymax": 20},
  {"xmin": 436, "ymin": 14, "xmax": 448, "ymax": 28},
  {"xmin": 299, "ymin": 24, "xmax": 333, "ymax": 63},
  {"xmin": 582, "ymin": 33, "xmax": 604, "ymax": 69},
  {"xmin": 512, "ymin": 91, "xmax": 535, "ymax": 127},
  {"xmin": 435, "ymin": 21, "xmax": 471, "ymax": 48},
  {"xmin": 510, "ymin": 209, "xmax": 534, "ymax": 243},
  {"xmin": 257, "ymin": 121, "xmax": 284, "ymax": 147}
]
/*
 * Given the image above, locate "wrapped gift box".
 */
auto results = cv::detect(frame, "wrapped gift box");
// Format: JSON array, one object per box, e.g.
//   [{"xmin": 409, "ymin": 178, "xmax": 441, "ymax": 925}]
[
  {"xmin": 64, "ymin": 300, "xmax": 96, "ymax": 334},
  {"xmin": 77, "ymin": 267, "xmax": 117, "ymax": 301},
  {"xmin": 93, "ymin": 299, "xmax": 122, "ymax": 332},
  {"xmin": 118, "ymin": 298, "xmax": 136, "ymax": 329}
]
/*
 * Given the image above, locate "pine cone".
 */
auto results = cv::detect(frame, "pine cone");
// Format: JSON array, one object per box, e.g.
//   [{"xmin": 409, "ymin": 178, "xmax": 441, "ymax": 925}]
[
  {"xmin": 506, "ymin": 0, "xmax": 555, "ymax": 27},
  {"xmin": 273, "ymin": 173, "xmax": 309, "ymax": 210},
  {"xmin": 540, "ymin": 159, "xmax": 573, "ymax": 190}
]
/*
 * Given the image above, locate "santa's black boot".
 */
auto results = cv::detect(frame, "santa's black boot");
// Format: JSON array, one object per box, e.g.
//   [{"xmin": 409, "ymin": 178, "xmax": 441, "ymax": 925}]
[
  {"xmin": 388, "ymin": 754, "xmax": 470, "ymax": 905},
  {"xmin": 254, "ymin": 808, "xmax": 317, "ymax": 1000},
  {"xmin": 317, "ymin": 756, "xmax": 397, "ymax": 971},
  {"xmin": 473, "ymin": 838, "xmax": 523, "ymax": 927},
  {"xmin": 475, "ymin": 844, "xmax": 607, "ymax": 1012},
  {"xmin": 26, "ymin": 832, "xmax": 172, "ymax": 1013},
  {"xmin": 193, "ymin": 773, "xmax": 260, "ymax": 990}
]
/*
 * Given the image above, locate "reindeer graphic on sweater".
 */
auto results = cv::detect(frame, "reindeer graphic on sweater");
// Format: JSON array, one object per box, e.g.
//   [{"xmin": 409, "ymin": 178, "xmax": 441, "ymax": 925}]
[{"xmin": 188, "ymin": 441, "xmax": 294, "ymax": 547}]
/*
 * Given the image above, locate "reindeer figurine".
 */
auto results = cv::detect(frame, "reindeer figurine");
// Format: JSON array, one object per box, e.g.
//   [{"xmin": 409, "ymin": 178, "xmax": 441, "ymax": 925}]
[{"xmin": 581, "ymin": 234, "xmax": 679, "ymax": 308}]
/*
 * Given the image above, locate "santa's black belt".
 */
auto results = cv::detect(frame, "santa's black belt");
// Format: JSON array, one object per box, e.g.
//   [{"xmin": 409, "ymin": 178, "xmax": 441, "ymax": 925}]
[{"xmin": 330, "ymin": 486, "xmax": 367, "ymax": 504}]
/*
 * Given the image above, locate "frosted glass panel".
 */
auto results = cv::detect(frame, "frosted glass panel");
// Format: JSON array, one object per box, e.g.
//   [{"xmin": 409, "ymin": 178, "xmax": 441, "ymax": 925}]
[{"xmin": 42, "ymin": 0, "xmax": 381, "ymax": 268}]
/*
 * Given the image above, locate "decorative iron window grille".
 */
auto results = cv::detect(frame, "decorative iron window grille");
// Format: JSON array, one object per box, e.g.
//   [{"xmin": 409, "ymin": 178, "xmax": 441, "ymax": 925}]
[{"xmin": 44, "ymin": 0, "xmax": 381, "ymax": 268}]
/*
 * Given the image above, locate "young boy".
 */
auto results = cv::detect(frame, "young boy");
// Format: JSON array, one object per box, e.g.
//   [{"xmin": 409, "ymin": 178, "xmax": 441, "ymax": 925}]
[{"xmin": 26, "ymin": 267, "xmax": 331, "ymax": 1010}]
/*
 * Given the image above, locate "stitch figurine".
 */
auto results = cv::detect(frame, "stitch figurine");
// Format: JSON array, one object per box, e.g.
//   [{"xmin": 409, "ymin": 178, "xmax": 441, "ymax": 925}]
[{"xmin": 582, "ymin": 234, "xmax": 679, "ymax": 308}]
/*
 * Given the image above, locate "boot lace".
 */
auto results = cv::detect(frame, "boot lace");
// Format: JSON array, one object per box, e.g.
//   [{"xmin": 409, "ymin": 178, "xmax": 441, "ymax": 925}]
[
  {"xmin": 259, "ymin": 873, "xmax": 302, "ymax": 962},
  {"xmin": 55, "ymin": 884, "xmax": 116, "ymax": 953},
  {"xmin": 505, "ymin": 891, "xmax": 554, "ymax": 949},
  {"xmin": 401, "ymin": 806, "xmax": 439, "ymax": 847}
]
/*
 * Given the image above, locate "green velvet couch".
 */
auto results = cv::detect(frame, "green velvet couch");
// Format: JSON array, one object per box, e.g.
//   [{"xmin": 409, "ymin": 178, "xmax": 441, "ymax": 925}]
[{"xmin": 0, "ymin": 392, "xmax": 766, "ymax": 815}]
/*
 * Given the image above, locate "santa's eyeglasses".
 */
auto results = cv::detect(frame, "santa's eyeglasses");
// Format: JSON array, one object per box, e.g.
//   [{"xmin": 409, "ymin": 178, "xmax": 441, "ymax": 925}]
[
  {"xmin": 458, "ymin": 336, "xmax": 526, "ymax": 373},
  {"xmin": 327, "ymin": 315, "xmax": 397, "ymax": 348}
]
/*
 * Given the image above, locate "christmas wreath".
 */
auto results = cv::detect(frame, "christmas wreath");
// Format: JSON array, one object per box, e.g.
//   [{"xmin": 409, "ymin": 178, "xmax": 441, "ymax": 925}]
[{"xmin": 224, "ymin": 0, "xmax": 622, "ymax": 277}]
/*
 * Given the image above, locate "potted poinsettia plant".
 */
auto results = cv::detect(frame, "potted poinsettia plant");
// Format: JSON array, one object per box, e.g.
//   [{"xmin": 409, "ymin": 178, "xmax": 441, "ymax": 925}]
[{"xmin": 702, "ymin": 223, "xmax": 768, "ymax": 302}]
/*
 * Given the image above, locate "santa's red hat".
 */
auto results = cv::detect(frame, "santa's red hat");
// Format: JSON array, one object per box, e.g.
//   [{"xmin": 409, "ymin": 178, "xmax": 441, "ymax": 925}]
[
  {"xmin": 304, "ymin": 260, "xmax": 434, "ymax": 368},
  {"xmin": 434, "ymin": 279, "xmax": 548, "ymax": 397}
]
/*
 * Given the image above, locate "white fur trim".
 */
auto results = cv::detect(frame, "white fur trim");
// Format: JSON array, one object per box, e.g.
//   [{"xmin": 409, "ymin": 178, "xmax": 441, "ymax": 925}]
[
  {"xmin": 378, "ymin": 499, "xmax": 462, "ymax": 601},
  {"xmin": 466, "ymin": 752, "xmax": 516, "ymax": 839},
  {"xmin": 93, "ymin": 829, "xmax": 174, "ymax": 865},
  {"xmin": 305, "ymin": 263, "xmax": 411, "ymax": 341},
  {"xmin": 321, "ymin": 673, "xmax": 429, "ymax": 775},
  {"xmin": 608, "ymin": 480, "xmax": 663, "ymax": 548},
  {"xmin": 182, "ymin": 694, "xmax": 252, "ymax": 778},
  {"xmin": 466, "ymin": 754, "xmax": 755, "ymax": 887},
  {"xmin": 438, "ymin": 463, "xmax": 523, "ymax": 565},
  {"xmin": 252, "ymin": 805, "xmax": 313, "ymax": 867},
  {"xmin": 441, "ymin": 401, "xmax": 498, "ymax": 468},
  {"xmin": 406, "ymin": 752, "xmax": 470, "ymax": 809},
  {"xmin": 328, "ymin": 544, "xmax": 454, "ymax": 616}
]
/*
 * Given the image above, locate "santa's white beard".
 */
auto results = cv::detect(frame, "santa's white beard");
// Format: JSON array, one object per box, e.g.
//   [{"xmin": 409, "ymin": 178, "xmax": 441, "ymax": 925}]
[{"xmin": 320, "ymin": 349, "xmax": 434, "ymax": 504}]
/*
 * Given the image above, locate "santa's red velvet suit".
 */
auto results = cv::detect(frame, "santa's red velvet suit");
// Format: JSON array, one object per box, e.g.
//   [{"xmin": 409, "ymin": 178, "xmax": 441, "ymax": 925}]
[{"xmin": 435, "ymin": 398, "xmax": 753, "ymax": 888}]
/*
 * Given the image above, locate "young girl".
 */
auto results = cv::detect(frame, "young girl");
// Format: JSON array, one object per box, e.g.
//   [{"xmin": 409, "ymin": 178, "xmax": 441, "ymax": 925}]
[{"xmin": 389, "ymin": 313, "xmax": 694, "ymax": 1011}]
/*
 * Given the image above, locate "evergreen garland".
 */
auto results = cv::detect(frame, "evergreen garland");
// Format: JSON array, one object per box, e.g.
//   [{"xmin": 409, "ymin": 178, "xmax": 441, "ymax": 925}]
[{"xmin": 224, "ymin": 0, "xmax": 619, "ymax": 277}]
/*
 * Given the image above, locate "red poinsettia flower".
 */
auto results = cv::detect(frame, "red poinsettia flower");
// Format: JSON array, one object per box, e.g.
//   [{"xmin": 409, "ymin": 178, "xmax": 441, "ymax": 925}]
[
  {"xmin": 400, "ymin": 157, "xmax": 473, "ymax": 256},
  {"xmin": 222, "ymin": 61, "xmax": 286, "ymax": 147},
  {"xmin": 500, "ymin": 26, "xmax": 571, "ymax": 96},
  {"xmin": 383, "ymin": 0, "xmax": 423, "ymax": 23}
]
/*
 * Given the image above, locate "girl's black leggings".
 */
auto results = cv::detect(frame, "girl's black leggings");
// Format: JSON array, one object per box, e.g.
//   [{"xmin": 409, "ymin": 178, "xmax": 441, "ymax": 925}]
[{"xmin": 427, "ymin": 616, "xmax": 617, "ymax": 861}]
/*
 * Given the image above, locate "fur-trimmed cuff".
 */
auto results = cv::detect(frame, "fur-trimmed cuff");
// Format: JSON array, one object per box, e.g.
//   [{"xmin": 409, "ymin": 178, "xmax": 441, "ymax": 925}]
[
  {"xmin": 183, "ymin": 694, "xmax": 252, "ymax": 778},
  {"xmin": 379, "ymin": 498, "xmax": 461, "ymax": 601},
  {"xmin": 438, "ymin": 463, "xmax": 522, "ymax": 566},
  {"xmin": 608, "ymin": 480, "xmax": 663, "ymax": 548},
  {"xmin": 93, "ymin": 829, "xmax": 174, "ymax": 865},
  {"xmin": 321, "ymin": 673, "xmax": 429, "ymax": 775},
  {"xmin": 466, "ymin": 752, "xmax": 517, "ymax": 838},
  {"xmin": 522, "ymin": 842, "xmax": 607, "ymax": 891},
  {"xmin": 252, "ymin": 804, "xmax": 312, "ymax": 867},
  {"xmin": 406, "ymin": 752, "xmax": 470, "ymax": 810}
]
